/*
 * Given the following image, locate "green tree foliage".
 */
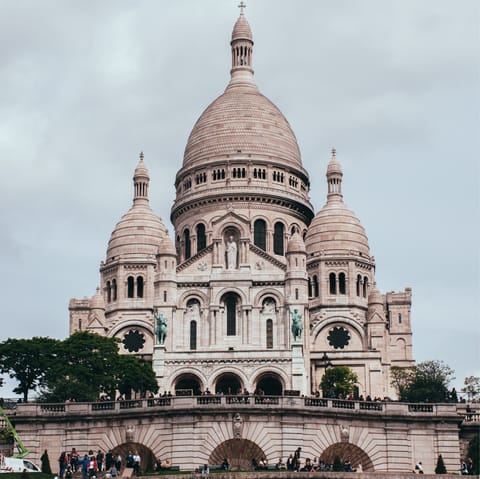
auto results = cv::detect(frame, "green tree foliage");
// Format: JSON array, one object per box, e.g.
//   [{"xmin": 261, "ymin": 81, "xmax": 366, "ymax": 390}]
[
  {"xmin": 390, "ymin": 360, "xmax": 454, "ymax": 403},
  {"xmin": 43, "ymin": 331, "xmax": 123, "ymax": 402},
  {"xmin": 435, "ymin": 454, "xmax": 447, "ymax": 474},
  {"xmin": 462, "ymin": 376, "xmax": 480, "ymax": 401},
  {"xmin": 320, "ymin": 366, "xmax": 358, "ymax": 398},
  {"xmin": 0, "ymin": 337, "xmax": 60, "ymax": 401},
  {"xmin": 116, "ymin": 355, "xmax": 158, "ymax": 400}
]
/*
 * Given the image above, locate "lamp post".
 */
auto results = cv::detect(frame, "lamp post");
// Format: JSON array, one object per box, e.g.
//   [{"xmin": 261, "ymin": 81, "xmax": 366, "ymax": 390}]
[{"xmin": 321, "ymin": 352, "xmax": 332, "ymax": 372}]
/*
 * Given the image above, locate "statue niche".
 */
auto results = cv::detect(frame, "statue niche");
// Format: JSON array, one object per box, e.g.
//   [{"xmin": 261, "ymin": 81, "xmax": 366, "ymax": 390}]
[{"xmin": 224, "ymin": 232, "xmax": 238, "ymax": 270}]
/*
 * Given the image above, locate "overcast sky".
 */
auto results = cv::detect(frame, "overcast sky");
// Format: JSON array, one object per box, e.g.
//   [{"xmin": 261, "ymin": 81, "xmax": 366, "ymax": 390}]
[{"xmin": 0, "ymin": 0, "xmax": 478, "ymax": 396}]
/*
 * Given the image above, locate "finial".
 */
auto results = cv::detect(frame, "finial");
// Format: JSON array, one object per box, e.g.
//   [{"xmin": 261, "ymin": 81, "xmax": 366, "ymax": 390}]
[
  {"xmin": 331, "ymin": 147, "xmax": 336, "ymax": 160},
  {"xmin": 238, "ymin": 1, "xmax": 246, "ymax": 15},
  {"xmin": 139, "ymin": 150, "xmax": 144, "ymax": 161}
]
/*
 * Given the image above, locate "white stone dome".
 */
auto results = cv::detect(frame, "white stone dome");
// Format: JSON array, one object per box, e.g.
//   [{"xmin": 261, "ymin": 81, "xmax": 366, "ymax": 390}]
[
  {"xmin": 106, "ymin": 204, "xmax": 168, "ymax": 261},
  {"xmin": 305, "ymin": 150, "xmax": 370, "ymax": 257}
]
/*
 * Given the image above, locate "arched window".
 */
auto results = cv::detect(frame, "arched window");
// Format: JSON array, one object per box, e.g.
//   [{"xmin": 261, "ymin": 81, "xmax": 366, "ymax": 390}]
[
  {"xmin": 163, "ymin": 290, "xmax": 167, "ymax": 302},
  {"xmin": 127, "ymin": 276, "xmax": 134, "ymax": 298},
  {"xmin": 112, "ymin": 279, "xmax": 117, "ymax": 301},
  {"xmin": 363, "ymin": 276, "xmax": 368, "ymax": 298},
  {"xmin": 106, "ymin": 281, "xmax": 111, "ymax": 303},
  {"xmin": 196, "ymin": 223, "xmax": 206, "ymax": 253},
  {"xmin": 190, "ymin": 321, "xmax": 197, "ymax": 350},
  {"xmin": 329, "ymin": 272, "xmax": 337, "ymax": 295},
  {"xmin": 266, "ymin": 319, "xmax": 273, "ymax": 349},
  {"xmin": 308, "ymin": 277, "xmax": 312, "ymax": 298},
  {"xmin": 184, "ymin": 229, "xmax": 191, "ymax": 260},
  {"xmin": 398, "ymin": 313, "xmax": 402, "ymax": 324},
  {"xmin": 356, "ymin": 274, "xmax": 362, "ymax": 296},
  {"xmin": 273, "ymin": 222, "xmax": 284, "ymax": 255},
  {"xmin": 339, "ymin": 272, "xmax": 346, "ymax": 295},
  {"xmin": 137, "ymin": 276, "xmax": 144, "ymax": 298},
  {"xmin": 295, "ymin": 288, "xmax": 299, "ymax": 300},
  {"xmin": 225, "ymin": 293, "xmax": 238, "ymax": 336},
  {"xmin": 313, "ymin": 275, "xmax": 319, "ymax": 297},
  {"xmin": 254, "ymin": 219, "xmax": 266, "ymax": 251}
]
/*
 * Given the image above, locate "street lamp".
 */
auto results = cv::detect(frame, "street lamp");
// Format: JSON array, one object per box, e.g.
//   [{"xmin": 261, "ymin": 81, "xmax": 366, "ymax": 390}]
[{"xmin": 321, "ymin": 352, "xmax": 332, "ymax": 372}]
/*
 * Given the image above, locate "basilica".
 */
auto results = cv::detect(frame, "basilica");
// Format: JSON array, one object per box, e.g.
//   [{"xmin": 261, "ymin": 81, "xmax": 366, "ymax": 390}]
[{"xmin": 69, "ymin": 8, "xmax": 414, "ymax": 400}]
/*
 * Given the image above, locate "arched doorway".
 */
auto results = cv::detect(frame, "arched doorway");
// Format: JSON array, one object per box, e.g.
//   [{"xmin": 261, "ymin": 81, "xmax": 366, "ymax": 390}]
[
  {"xmin": 111, "ymin": 442, "xmax": 157, "ymax": 473},
  {"xmin": 175, "ymin": 374, "xmax": 203, "ymax": 396},
  {"xmin": 215, "ymin": 373, "xmax": 242, "ymax": 395},
  {"xmin": 255, "ymin": 373, "xmax": 283, "ymax": 396},
  {"xmin": 210, "ymin": 439, "xmax": 265, "ymax": 470},
  {"xmin": 320, "ymin": 442, "xmax": 373, "ymax": 472}
]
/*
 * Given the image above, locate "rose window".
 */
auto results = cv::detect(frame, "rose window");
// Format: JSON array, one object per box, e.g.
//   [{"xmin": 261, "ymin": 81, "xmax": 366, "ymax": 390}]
[
  {"xmin": 327, "ymin": 326, "xmax": 350, "ymax": 349},
  {"xmin": 122, "ymin": 330, "xmax": 145, "ymax": 353}
]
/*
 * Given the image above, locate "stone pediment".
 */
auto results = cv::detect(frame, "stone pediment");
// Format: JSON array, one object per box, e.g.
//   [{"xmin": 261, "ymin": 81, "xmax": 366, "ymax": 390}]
[
  {"xmin": 87, "ymin": 315, "xmax": 105, "ymax": 330},
  {"xmin": 177, "ymin": 244, "xmax": 213, "ymax": 273},
  {"xmin": 211, "ymin": 210, "xmax": 249, "ymax": 227},
  {"xmin": 249, "ymin": 243, "xmax": 287, "ymax": 272}
]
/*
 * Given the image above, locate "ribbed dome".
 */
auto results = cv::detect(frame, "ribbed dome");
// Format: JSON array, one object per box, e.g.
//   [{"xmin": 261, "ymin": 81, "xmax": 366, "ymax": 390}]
[
  {"xmin": 368, "ymin": 286, "xmax": 383, "ymax": 305},
  {"xmin": 159, "ymin": 235, "xmax": 176, "ymax": 256},
  {"xmin": 107, "ymin": 153, "xmax": 168, "ymax": 262},
  {"xmin": 305, "ymin": 201, "xmax": 370, "ymax": 256},
  {"xmin": 90, "ymin": 287, "xmax": 105, "ymax": 310},
  {"xmin": 107, "ymin": 204, "xmax": 168, "ymax": 261},
  {"xmin": 287, "ymin": 231, "xmax": 306, "ymax": 254},
  {"xmin": 182, "ymin": 88, "xmax": 302, "ymax": 169},
  {"xmin": 306, "ymin": 150, "xmax": 370, "ymax": 257},
  {"xmin": 232, "ymin": 13, "xmax": 252, "ymax": 41},
  {"xmin": 182, "ymin": 12, "xmax": 302, "ymax": 170}
]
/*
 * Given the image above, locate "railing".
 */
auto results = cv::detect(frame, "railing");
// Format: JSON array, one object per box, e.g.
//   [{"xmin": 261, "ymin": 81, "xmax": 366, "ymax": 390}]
[
  {"xmin": 11, "ymin": 396, "xmax": 466, "ymax": 421},
  {"xmin": 408, "ymin": 404, "xmax": 434, "ymax": 413}
]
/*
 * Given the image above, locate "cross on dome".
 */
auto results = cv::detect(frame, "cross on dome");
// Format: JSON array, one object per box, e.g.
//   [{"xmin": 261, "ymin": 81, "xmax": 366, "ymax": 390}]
[
  {"xmin": 238, "ymin": 1, "xmax": 246, "ymax": 15},
  {"xmin": 331, "ymin": 147, "xmax": 336, "ymax": 160}
]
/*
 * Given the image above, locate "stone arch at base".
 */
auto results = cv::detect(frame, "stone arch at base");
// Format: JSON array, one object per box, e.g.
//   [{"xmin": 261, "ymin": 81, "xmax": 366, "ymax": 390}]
[
  {"xmin": 320, "ymin": 442, "xmax": 374, "ymax": 472},
  {"xmin": 111, "ymin": 442, "xmax": 157, "ymax": 473},
  {"xmin": 209, "ymin": 439, "xmax": 265, "ymax": 470}
]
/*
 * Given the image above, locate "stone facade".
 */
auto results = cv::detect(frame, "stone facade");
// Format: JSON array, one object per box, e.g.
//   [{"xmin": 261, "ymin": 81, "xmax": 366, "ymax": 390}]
[
  {"xmin": 69, "ymin": 10, "xmax": 414, "ymax": 400},
  {"xmin": 13, "ymin": 398, "xmax": 462, "ymax": 474}
]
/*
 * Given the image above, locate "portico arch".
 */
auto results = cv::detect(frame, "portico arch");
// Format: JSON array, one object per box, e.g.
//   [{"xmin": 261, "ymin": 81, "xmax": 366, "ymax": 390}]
[
  {"xmin": 215, "ymin": 372, "xmax": 243, "ymax": 395},
  {"xmin": 174, "ymin": 373, "xmax": 203, "ymax": 395},
  {"xmin": 209, "ymin": 439, "xmax": 265, "ymax": 470},
  {"xmin": 254, "ymin": 372, "xmax": 284, "ymax": 396},
  {"xmin": 111, "ymin": 442, "xmax": 157, "ymax": 473},
  {"xmin": 320, "ymin": 442, "xmax": 373, "ymax": 472}
]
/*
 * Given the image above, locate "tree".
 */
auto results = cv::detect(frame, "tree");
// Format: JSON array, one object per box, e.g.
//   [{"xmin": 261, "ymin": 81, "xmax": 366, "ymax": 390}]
[
  {"xmin": 320, "ymin": 366, "xmax": 358, "ymax": 398},
  {"xmin": 0, "ymin": 337, "xmax": 60, "ymax": 401},
  {"xmin": 462, "ymin": 376, "xmax": 480, "ymax": 401},
  {"xmin": 390, "ymin": 360, "xmax": 454, "ymax": 403},
  {"xmin": 390, "ymin": 366, "xmax": 415, "ymax": 400},
  {"xmin": 116, "ymin": 355, "xmax": 159, "ymax": 400},
  {"xmin": 42, "ymin": 331, "xmax": 121, "ymax": 402},
  {"xmin": 435, "ymin": 454, "xmax": 447, "ymax": 474}
]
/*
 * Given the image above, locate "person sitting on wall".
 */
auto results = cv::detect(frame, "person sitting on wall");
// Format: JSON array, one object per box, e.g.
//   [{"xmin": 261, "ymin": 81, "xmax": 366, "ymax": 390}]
[
  {"xmin": 221, "ymin": 458, "xmax": 229, "ymax": 471},
  {"xmin": 276, "ymin": 457, "xmax": 286, "ymax": 470},
  {"xmin": 201, "ymin": 464, "xmax": 209, "ymax": 474}
]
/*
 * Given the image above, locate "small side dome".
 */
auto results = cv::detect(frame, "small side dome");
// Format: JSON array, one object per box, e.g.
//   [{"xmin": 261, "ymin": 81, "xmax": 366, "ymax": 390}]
[
  {"xmin": 305, "ymin": 202, "xmax": 370, "ymax": 256},
  {"xmin": 287, "ymin": 231, "xmax": 306, "ymax": 254},
  {"xmin": 231, "ymin": 13, "xmax": 253, "ymax": 41},
  {"xmin": 159, "ymin": 235, "xmax": 176, "ymax": 256},
  {"xmin": 90, "ymin": 287, "xmax": 105, "ymax": 310},
  {"xmin": 106, "ymin": 153, "xmax": 168, "ymax": 261},
  {"xmin": 107, "ymin": 205, "xmax": 167, "ymax": 261},
  {"xmin": 305, "ymin": 149, "xmax": 370, "ymax": 257},
  {"xmin": 368, "ymin": 286, "xmax": 383, "ymax": 305}
]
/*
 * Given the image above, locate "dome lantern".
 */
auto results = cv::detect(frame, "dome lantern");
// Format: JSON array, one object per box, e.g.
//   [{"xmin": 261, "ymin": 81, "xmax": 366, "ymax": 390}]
[{"xmin": 326, "ymin": 147, "xmax": 343, "ymax": 203}]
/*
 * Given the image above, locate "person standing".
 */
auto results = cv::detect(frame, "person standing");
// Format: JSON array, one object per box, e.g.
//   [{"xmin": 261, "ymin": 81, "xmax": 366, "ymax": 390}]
[{"xmin": 96, "ymin": 451, "xmax": 104, "ymax": 473}]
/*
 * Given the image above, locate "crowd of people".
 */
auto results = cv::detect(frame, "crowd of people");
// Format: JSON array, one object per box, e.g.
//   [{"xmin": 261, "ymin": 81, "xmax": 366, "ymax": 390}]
[{"xmin": 57, "ymin": 449, "xmax": 143, "ymax": 479}]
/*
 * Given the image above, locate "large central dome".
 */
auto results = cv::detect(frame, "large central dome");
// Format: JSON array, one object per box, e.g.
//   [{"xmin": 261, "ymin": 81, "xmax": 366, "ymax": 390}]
[
  {"xmin": 183, "ymin": 87, "xmax": 302, "ymax": 169},
  {"xmin": 181, "ymin": 12, "xmax": 303, "ymax": 170}
]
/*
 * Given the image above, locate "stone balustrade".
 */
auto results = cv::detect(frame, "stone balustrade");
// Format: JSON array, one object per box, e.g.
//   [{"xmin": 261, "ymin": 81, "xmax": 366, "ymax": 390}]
[{"xmin": 12, "ymin": 396, "xmax": 463, "ymax": 419}]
